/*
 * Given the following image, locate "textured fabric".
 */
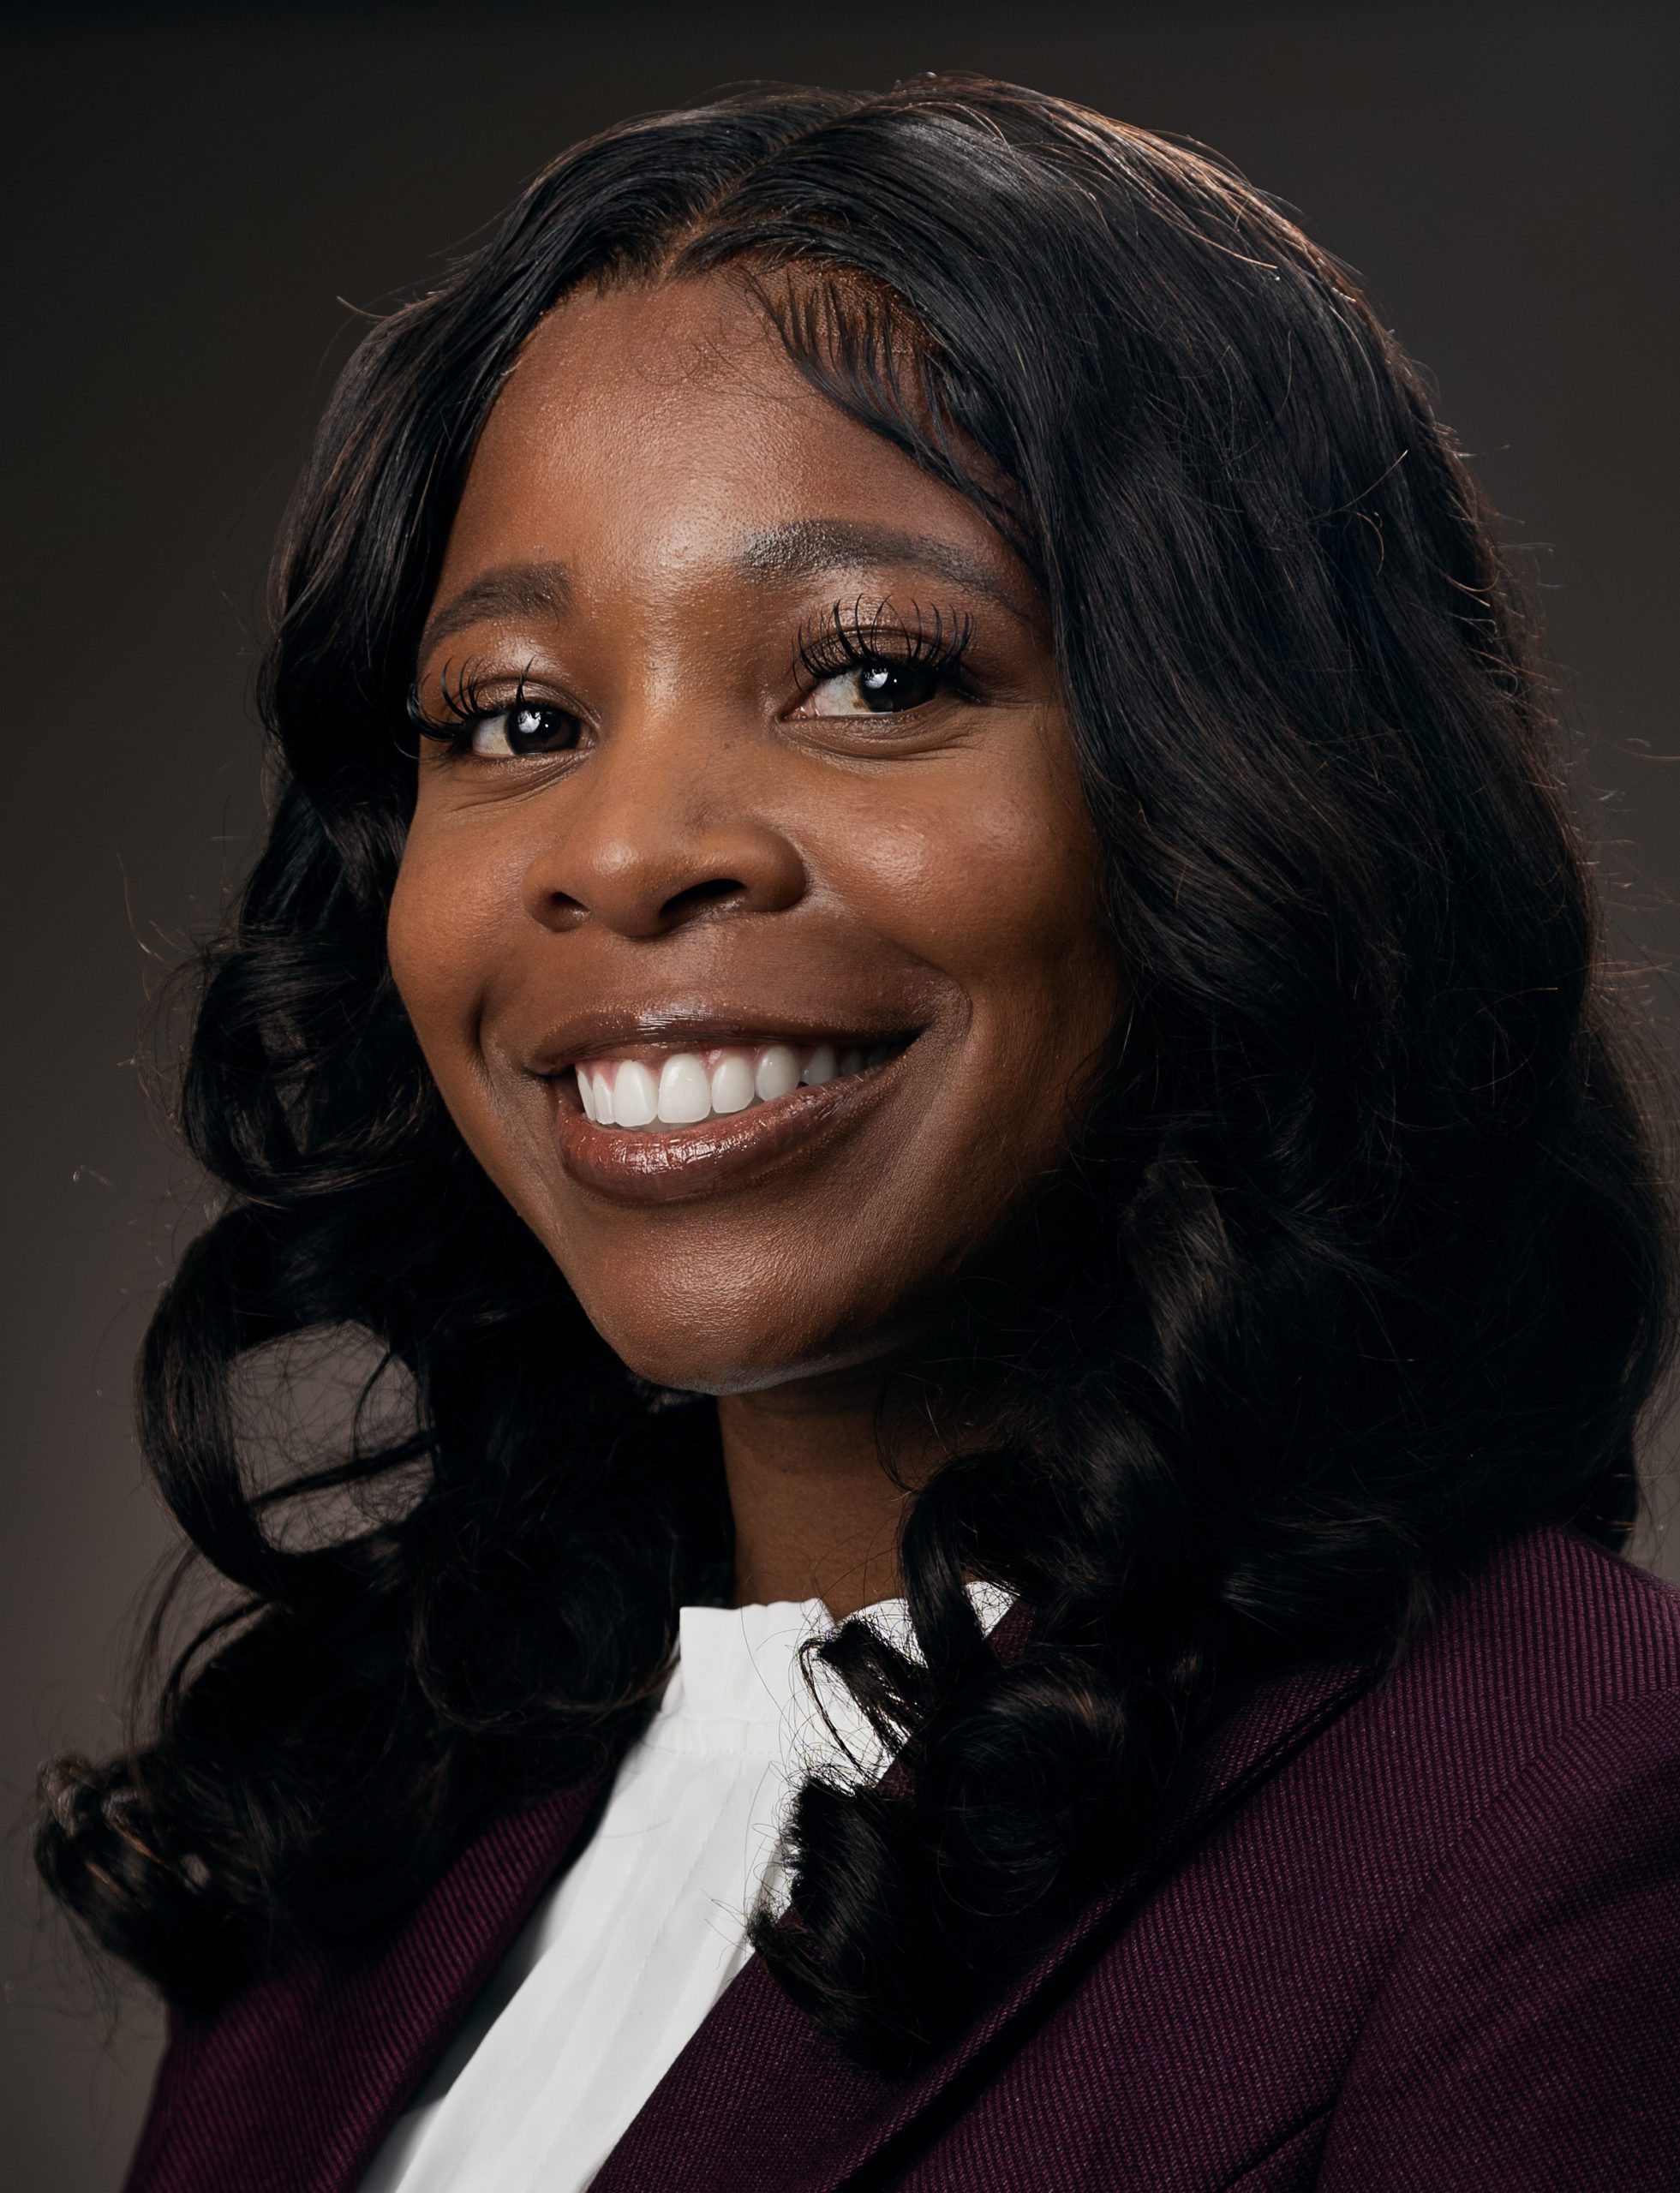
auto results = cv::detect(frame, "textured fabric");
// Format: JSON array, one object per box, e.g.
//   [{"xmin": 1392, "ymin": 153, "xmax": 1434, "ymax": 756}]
[
  {"xmin": 358, "ymin": 1584, "xmax": 1013, "ymax": 2192},
  {"xmin": 123, "ymin": 1775, "xmax": 614, "ymax": 2193},
  {"xmin": 124, "ymin": 1527, "xmax": 1680, "ymax": 2192}
]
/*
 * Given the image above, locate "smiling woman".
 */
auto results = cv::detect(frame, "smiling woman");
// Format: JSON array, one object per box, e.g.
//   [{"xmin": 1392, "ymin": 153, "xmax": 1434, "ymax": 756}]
[
  {"xmin": 391, "ymin": 276, "xmax": 1116, "ymax": 1407},
  {"xmin": 39, "ymin": 75, "xmax": 1680, "ymax": 2193}
]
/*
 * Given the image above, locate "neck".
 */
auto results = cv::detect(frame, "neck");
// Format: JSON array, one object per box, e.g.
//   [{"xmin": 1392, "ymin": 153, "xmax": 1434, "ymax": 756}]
[{"xmin": 716, "ymin": 1366, "xmax": 948, "ymax": 1618}]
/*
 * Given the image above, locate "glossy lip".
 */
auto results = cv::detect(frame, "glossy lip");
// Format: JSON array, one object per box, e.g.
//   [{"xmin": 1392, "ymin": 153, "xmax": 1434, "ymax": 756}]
[{"xmin": 547, "ymin": 1039, "xmax": 918, "ymax": 1205}]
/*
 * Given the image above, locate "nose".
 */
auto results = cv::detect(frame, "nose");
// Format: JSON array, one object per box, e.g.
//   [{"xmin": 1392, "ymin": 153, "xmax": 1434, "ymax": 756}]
[{"xmin": 518, "ymin": 717, "xmax": 807, "ymax": 939}]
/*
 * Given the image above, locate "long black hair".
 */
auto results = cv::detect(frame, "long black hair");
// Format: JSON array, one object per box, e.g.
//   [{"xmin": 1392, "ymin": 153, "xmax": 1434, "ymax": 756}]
[{"xmin": 39, "ymin": 75, "xmax": 1677, "ymax": 2069}]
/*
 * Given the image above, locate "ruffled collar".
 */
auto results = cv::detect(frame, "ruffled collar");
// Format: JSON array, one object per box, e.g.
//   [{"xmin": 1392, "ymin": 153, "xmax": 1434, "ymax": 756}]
[{"xmin": 647, "ymin": 1583, "xmax": 1013, "ymax": 1771}]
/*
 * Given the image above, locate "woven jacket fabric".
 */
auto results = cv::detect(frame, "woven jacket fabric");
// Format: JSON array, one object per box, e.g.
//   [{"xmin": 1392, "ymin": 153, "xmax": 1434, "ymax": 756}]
[{"xmin": 123, "ymin": 1526, "xmax": 1680, "ymax": 2192}]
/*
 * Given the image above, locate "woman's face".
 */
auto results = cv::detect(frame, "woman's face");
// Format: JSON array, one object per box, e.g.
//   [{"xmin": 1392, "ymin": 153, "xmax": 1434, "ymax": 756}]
[{"xmin": 390, "ymin": 274, "xmax": 1121, "ymax": 1395}]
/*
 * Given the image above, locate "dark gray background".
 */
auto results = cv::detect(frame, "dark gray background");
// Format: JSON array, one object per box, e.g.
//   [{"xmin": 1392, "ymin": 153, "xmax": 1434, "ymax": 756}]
[{"xmin": 5, "ymin": 7, "xmax": 1677, "ymax": 2185}]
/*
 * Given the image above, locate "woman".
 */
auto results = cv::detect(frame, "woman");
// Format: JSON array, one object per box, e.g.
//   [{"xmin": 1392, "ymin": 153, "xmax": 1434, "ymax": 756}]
[{"xmin": 39, "ymin": 75, "xmax": 1680, "ymax": 2191}]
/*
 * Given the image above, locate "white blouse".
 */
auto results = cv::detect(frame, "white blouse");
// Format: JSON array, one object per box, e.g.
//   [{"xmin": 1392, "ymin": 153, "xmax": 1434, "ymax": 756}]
[{"xmin": 358, "ymin": 1582, "xmax": 1012, "ymax": 2193}]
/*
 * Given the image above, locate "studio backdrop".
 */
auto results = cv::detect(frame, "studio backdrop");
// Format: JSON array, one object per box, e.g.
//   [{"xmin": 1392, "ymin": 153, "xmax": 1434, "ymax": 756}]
[{"xmin": 3, "ymin": 8, "xmax": 1677, "ymax": 2188}]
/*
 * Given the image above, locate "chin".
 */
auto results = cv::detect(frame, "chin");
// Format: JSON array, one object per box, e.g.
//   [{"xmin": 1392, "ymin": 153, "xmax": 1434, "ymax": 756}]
[{"xmin": 577, "ymin": 1291, "xmax": 904, "ymax": 1400}]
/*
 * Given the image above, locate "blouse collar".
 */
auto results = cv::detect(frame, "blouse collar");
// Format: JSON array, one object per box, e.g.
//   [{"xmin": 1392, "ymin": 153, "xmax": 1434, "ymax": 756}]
[{"xmin": 649, "ymin": 1584, "xmax": 1014, "ymax": 1766}]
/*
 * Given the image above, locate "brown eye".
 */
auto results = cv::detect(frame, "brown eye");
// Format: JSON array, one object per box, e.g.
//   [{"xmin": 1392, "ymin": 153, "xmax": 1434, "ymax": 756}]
[
  {"xmin": 469, "ymin": 702, "xmax": 583, "ymax": 756},
  {"xmin": 801, "ymin": 663, "xmax": 945, "ymax": 717}
]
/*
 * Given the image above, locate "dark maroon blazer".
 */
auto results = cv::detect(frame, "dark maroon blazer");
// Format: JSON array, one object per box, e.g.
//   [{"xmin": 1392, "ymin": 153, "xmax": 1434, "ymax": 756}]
[{"xmin": 124, "ymin": 1526, "xmax": 1680, "ymax": 2190}]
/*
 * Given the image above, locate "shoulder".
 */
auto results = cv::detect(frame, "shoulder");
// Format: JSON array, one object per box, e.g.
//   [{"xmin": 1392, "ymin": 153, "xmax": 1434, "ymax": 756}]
[
  {"xmin": 1295, "ymin": 1523, "xmax": 1680, "ymax": 1926},
  {"xmin": 1374, "ymin": 1522, "xmax": 1680, "ymax": 1783},
  {"xmin": 995, "ymin": 1536, "xmax": 1680, "ymax": 2187},
  {"xmin": 1312, "ymin": 1532, "xmax": 1680, "ymax": 2185},
  {"xmin": 1438, "ymin": 1519, "xmax": 1680, "ymax": 1677},
  {"xmin": 1361, "ymin": 1519, "xmax": 1680, "ymax": 1921},
  {"xmin": 1227, "ymin": 1525, "xmax": 1680, "ymax": 1883}
]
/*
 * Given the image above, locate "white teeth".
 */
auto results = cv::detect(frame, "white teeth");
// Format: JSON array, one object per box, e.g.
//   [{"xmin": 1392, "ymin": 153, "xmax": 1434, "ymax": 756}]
[
  {"xmin": 613, "ymin": 1060, "xmax": 658, "ymax": 1127},
  {"xmin": 657, "ymin": 1053, "xmax": 711, "ymax": 1124},
  {"xmin": 576, "ymin": 1039, "xmax": 891, "ymax": 1131},
  {"xmin": 755, "ymin": 1044, "xmax": 800, "ymax": 1102},
  {"xmin": 710, "ymin": 1055, "xmax": 756, "ymax": 1114}
]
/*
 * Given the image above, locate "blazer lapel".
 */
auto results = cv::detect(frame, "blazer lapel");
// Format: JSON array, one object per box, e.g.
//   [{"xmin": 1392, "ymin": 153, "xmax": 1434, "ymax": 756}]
[
  {"xmin": 590, "ymin": 1649, "xmax": 1372, "ymax": 2193},
  {"xmin": 124, "ymin": 1761, "xmax": 618, "ymax": 2193}
]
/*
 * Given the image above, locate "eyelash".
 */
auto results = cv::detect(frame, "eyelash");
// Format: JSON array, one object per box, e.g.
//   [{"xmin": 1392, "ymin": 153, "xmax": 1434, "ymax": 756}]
[
  {"xmin": 794, "ymin": 600, "xmax": 976, "ymax": 696},
  {"xmin": 406, "ymin": 659, "xmax": 548, "ymax": 755},
  {"xmin": 407, "ymin": 601, "xmax": 978, "ymax": 757}
]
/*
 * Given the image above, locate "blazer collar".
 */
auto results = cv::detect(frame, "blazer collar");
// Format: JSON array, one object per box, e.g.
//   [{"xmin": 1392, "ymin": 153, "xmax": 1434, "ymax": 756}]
[
  {"xmin": 589, "ymin": 1640, "xmax": 1372, "ymax": 2193},
  {"xmin": 126, "ymin": 1763, "xmax": 617, "ymax": 2193},
  {"xmin": 128, "ymin": 1621, "xmax": 1370, "ymax": 2193}
]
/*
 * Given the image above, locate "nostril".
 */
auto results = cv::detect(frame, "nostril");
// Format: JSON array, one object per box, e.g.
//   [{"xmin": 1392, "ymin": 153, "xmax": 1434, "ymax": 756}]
[
  {"xmin": 534, "ymin": 887, "xmax": 589, "ymax": 933},
  {"xmin": 659, "ymin": 876, "xmax": 748, "ymax": 924}
]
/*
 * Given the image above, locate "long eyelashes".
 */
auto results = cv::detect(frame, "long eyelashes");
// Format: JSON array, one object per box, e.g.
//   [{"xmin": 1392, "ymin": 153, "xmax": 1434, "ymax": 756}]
[
  {"xmin": 404, "ymin": 599, "xmax": 977, "ymax": 758},
  {"xmin": 404, "ymin": 656, "xmax": 541, "ymax": 753},
  {"xmin": 793, "ymin": 599, "xmax": 976, "ymax": 690}
]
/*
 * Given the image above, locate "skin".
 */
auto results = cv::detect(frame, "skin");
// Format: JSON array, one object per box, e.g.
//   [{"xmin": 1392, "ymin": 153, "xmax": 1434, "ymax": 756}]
[{"xmin": 388, "ymin": 274, "xmax": 1121, "ymax": 1616}]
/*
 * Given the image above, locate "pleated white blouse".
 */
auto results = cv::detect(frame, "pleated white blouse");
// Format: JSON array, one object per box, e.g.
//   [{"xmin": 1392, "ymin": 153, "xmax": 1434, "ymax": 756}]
[{"xmin": 358, "ymin": 1581, "xmax": 1012, "ymax": 2193}]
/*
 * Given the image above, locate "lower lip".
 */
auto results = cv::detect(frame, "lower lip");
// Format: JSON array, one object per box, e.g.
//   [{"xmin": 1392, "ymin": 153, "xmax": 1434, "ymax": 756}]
[{"xmin": 549, "ymin": 1052, "xmax": 908, "ymax": 1205}]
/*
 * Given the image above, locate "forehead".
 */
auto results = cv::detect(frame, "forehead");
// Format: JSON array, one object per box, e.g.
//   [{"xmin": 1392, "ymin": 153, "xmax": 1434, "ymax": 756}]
[{"xmin": 434, "ymin": 273, "xmax": 1006, "ymax": 596}]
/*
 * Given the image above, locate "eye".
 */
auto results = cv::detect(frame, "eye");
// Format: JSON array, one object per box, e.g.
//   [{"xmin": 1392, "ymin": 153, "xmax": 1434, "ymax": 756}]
[
  {"xmin": 467, "ymin": 701, "xmax": 583, "ymax": 757},
  {"xmin": 799, "ymin": 663, "xmax": 946, "ymax": 717}
]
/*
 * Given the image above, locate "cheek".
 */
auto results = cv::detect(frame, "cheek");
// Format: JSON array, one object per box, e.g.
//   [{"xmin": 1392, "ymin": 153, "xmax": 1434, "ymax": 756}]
[
  {"xmin": 848, "ymin": 743, "xmax": 1114, "ymax": 1032},
  {"xmin": 386, "ymin": 813, "xmax": 517, "ymax": 1084},
  {"xmin": 388, "ymin": 823, "xmax": 565, "ymax": 1240}
]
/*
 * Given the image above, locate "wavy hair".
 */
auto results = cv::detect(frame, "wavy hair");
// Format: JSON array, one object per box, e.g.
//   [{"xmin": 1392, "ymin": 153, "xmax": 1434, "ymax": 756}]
[{"xmin": 39, "ymin": 75, "xmax": 1677, "ymax": 2068}]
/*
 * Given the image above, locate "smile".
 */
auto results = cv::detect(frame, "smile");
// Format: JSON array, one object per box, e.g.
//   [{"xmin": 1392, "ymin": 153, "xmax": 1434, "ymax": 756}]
[
  {"xmin": 573, "ymin": 1040, "xmax": 894, "ymax": 1130},
  {"xmin": 545, "ymin": 1029, "xmax": 917, "ymax": 1204}
]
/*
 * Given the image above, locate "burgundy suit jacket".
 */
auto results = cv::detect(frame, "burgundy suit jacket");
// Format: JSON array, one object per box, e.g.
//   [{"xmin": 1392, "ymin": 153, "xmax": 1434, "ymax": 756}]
[{"xmin": 124, "ymin": 1526, "xmax": 1680, "ymax": 2190}]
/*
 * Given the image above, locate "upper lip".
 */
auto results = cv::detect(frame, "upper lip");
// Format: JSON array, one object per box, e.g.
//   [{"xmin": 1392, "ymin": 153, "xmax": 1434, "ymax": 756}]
[{"xmin": 520, "ymin": 1004, "xmax": 923, "ymax": 1076}]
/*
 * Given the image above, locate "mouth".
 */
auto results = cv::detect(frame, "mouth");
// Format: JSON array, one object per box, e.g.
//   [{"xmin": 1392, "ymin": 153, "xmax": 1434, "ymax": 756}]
[
  {"xmin": 572, "ymin": 1037, "xmax": 895, "ymax": 1129},
  {"xmin": 543, "ymin": 1031, "xmax": 917, "ymax": 1204}
]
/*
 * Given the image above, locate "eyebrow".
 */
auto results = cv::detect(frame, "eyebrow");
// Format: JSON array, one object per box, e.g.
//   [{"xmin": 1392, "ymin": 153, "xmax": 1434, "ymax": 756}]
[
  {"xmin": 417, "ymin": 520, "xmax": 1029, "ymax": 662},
  {"xmin": 735, "ymin": 519, "xmax": 1028, "ymax": 618},
  {"xmin": 419, "ymin": 561, "xmax": 571, "ymax": 657}
]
